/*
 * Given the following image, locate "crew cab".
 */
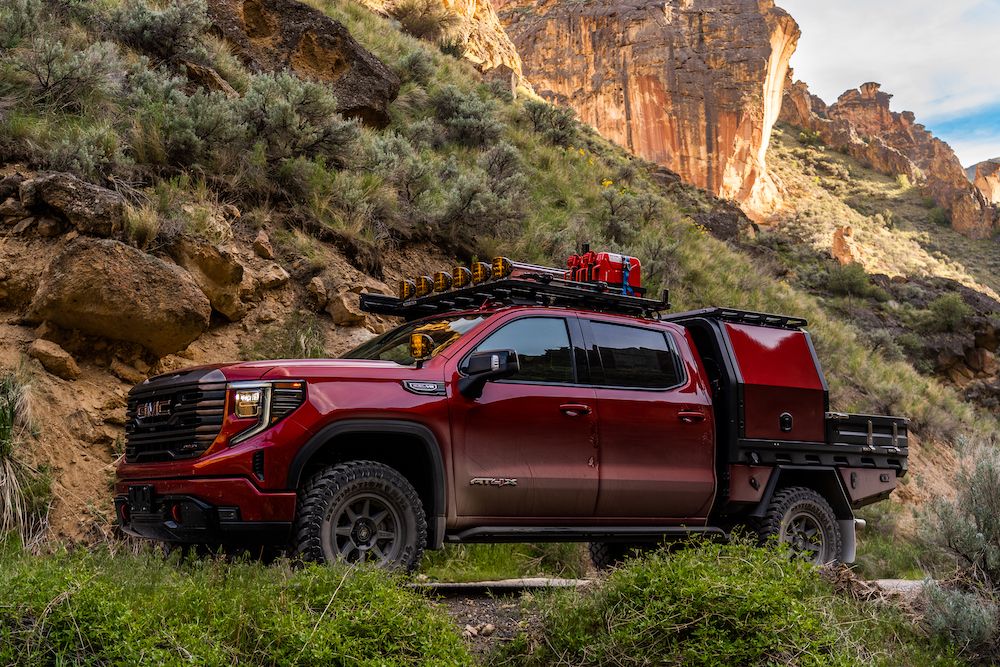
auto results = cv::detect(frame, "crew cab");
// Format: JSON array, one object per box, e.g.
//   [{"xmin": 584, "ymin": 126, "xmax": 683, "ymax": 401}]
[{"xmin": 115, "ymin": 254, "xmax": 908, "ymax": 569}]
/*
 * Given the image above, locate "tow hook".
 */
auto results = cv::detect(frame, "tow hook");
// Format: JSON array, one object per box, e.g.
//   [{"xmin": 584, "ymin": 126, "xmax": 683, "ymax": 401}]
[{"xmin": 854, "ymin": 518, "xmax": 867, "ymax": 531}]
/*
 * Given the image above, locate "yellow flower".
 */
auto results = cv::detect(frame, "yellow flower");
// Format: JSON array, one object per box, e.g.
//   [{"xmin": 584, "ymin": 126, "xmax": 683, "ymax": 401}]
[
  {"xmin": 578, "ymin": 148, "xmax": 586, "ymax": 156},
  {"xmin": 601, "ymin": 178, "xmax": 613, "ymax": 188}
]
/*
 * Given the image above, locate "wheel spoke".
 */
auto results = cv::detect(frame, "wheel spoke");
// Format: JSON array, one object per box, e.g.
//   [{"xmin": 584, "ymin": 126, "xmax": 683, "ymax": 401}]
[
  {"xmin": 376, "ymin": 530, "xmax": 395, "ymax": 541},
  {"xmin": 334, "ymin": 526, "xmax": 353, "ymax": 537},
  {"xmin": 371, "ymin": 544, "xmax": 384, "ymax": 560},
  {"xmin": 361, "ymin": 498, "xmax": 371, "ymax": 519},
  {"xmin": 371, "ymin": 508, "xmax": 389, "ymax": 526},
  {"xmin": 344, "ymin": 504, "xmax": 359, "ymax": 522}
]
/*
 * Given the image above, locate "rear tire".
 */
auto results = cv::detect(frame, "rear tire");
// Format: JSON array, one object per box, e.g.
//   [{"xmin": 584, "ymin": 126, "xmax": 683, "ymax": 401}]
[
  {"xmin": 753, "ymin": 486, "xmax": 842, "ymax": 564},
  {"xmin": 294, "ymin": 461, "xmax": 426, "ymax": 571}
]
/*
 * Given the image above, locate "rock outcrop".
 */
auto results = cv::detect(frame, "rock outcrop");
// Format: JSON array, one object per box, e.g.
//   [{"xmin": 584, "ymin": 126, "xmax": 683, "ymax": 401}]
[
  {"xmin": 493, "ymin": 0, "xmax": 800, "ymax": 218},
  {"xmin": 359, "ymin": 0, "xmax": 524, "ymax": 83},
  {"xmin": 780, "ymin": 80, "xmax": 998, "ymax": 238},
  {"xmin": 207, "ymin": 0, "xmax": 400, "ymax": 125},
  {"xmin": 170, "ymin": 237, "xmax": 250, "ymax": 321},
  {"xmin": 971, "ymin": 159, "xmax": 1000, "ymax": 205},
  {"xmin": 28, "ymin": 339, "xmax": 81, "ymax": 381},
  {"xmin": 28, "ymin": 238, "xmax": 212, "ymax": 357},
  {"xmin": 18, "ymin": 172, "xmax": 125, "ymax": 238}
]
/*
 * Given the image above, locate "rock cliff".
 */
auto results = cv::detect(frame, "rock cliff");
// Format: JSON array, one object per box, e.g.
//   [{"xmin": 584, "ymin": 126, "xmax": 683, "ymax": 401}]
[
  {"xmin": 971, "ymin": 159, "xmax": 1000, "ymax": 205},
  {"xmin": 780, "ymin": 80, "xmax": 998, "ymax": 238},
  {"xmin": 492, "ymin": 0, "xmax": 799, "ymax": 218}
]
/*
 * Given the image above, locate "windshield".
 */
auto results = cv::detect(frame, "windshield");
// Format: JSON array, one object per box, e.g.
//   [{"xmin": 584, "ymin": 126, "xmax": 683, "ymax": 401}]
[{"xmin": 342, "ymin": 314, "xmax": 492, "ymax": 364}]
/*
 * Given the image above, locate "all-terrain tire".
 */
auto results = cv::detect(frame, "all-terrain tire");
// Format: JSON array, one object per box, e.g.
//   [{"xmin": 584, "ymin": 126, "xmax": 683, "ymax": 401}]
[
  {"xmin": 294, "ymin": 460, "xmax": 427, "ymax": 572},
  {"xmin": 752, "ymin": 486, "xmax": 842, "ymax": 564},
  {"xmin": 588, "ymin": 542, "xmax": 648, "ymax": 570}
]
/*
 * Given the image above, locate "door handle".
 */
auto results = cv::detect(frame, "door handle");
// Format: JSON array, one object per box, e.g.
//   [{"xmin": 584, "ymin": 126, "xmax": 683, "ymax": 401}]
[
  {"xmin": 678, "ymin": 410, "xmax": 706, "ymax": 423},
  {"xmin": 560, "ymin": 403, "xmax": 592, "ymax": 417}
]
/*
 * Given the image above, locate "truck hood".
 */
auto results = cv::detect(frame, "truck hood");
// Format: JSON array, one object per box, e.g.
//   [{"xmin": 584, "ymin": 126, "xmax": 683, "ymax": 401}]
[{"xmin": 144, "ymin": 359, "xmax": 422, "ymax": 384}]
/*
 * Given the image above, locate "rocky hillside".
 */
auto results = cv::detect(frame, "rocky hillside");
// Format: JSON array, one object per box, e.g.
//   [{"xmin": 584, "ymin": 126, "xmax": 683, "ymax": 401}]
[
  {"xmin": 971, "ymin": 158, "xmax": 1000, "ymax": 205},
  {"xmin": 0, "ymin": 0, "xmax": 995, "ymax": 544},
  {"xmin": 780, "ymin": 80, "xmax": 998, "ymax": 238}
]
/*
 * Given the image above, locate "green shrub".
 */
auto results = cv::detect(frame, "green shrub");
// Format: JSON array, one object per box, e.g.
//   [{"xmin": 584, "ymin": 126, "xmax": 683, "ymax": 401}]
[
  {"xmin": 826, "ymin": 262, "xmax": 876, "ymax": 298},
  {"xmin": 15, "ymin": 38, "xmax": 124, "ymax": 112},
  {"xmin": 0, "ymin": 370, "xmax": 49, "ymax": 546},
  {"xmin": 0, "ymin": 0, "xmax": 40, "ymax": 50},
  {"xmin": 928, "ymin": 205, "xmax": 950, "ymax": 226},
  {"xmin": 239, "ymin": 73, "xmax": 360, "ymax": 167},
  {"xmin": 431, "ymin": 84, "xmax": 502, "ymax": 147},
  {"xmin": 922, "ymin": 581, "xmax": 998, "ymax": 661},
  {"xmin": 798, "ymin": 129, "xmax": 823, "ymax": 147},
  {"xmin": 42, "ymin": 122, "xmax": 127, "ymax": 181},
  {"xmin": 0, "ymin": 546, "xmax": 471, "ymax": 666},
  {"xmin": 524, "ymin": 99, "xmax": 577, "ymax": 146},
  {"xmin": 388, "ymin": 0, "xmax": 460, "ymax": 42},
  {"xmin": 395, "ymin": 49, "xmax": 434, "ymax": 86},
  {"xmin": 919, "ymin": 293, "xmax": 972, "ymax": 334},
  {"xmin": 494, "ymin": 540, "xmax": 948, "ymax": 666},
  {"xmin": 240, "ymin": 311, "xmax": 327, "ymax": 360},
  {"xmin": 112, "ymin": 0, "xmax": 210, "ymax": 64},
  {"xmin": 373, "ymin": 132, "xmax": 434, "ymax": 206},
  {"xmin": 421, "ymin": 543, "xmax": 587, "ymax": 582}
]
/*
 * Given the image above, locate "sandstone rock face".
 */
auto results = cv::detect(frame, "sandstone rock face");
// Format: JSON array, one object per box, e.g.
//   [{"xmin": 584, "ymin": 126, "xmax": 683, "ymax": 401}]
[
  {"xmin": 494, "ymin": 0, "xmax": 800, "ymax": 217},
  {"xmin": 781, "ymin": 81, "xmax": 998, "ymax": 238},
  {"xmin": 359, "ymin": 0, "xmax": 523, "ymax": 82},
  {"xmin": 28, "ymin": 339, "xmax": 81, "ymax": 380},
  {"xmin": 207, "ymin": 0, "xmax": 400, "ymax": 125},
  {"xmin": 831, "ymin": 225, "xmax": 859, "ymax": 265},
  {"xmin": 972, "ymin": 160, "xmax": 1000, "ymax": 205},
  {"xmin": 18, "ymin": 172, "xmax": 125, "ymax": 237},
  {"xmin": 28, "ymin": 238, "xmax": 212, "ymax": 357},
  {"xmin": 170, "ymin": 238, "xmax": 249, "ymax": 321}
]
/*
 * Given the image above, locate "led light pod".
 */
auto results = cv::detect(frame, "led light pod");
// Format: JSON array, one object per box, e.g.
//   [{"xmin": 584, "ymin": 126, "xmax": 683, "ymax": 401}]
[
  {"xmin": 492, "ymin": 256, "xmax": 513, "ymax": 279},
  {"xmin": 415, "ymin": 275, "xmax": 434, "ymax": 297},
  {"xmin": 409, "ymin": 333, "xmax": 434, "ymax": 360},
  {"xmin": 433, "ymin": 271, "xmax": 452, "ymax": 292},
  {"xmin": 398, "ymin": 279, "xmax": 416, "ymax": 300},
  {"xmin": 471, "ymin": 262, "xmax": 492, "ymax": 284},
  {"xmin": 452, "ymin": 266, "xmax": 472, "ymax": 289}
]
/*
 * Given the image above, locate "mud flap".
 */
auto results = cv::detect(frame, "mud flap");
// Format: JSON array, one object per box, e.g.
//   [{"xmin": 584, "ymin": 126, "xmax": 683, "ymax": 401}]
[{"xmin": 838, "ymin": 519, "xmax": 857, "ymax": 564}]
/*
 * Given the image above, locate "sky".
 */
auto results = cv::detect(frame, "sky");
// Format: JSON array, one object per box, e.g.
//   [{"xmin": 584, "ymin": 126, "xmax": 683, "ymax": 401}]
[{"xmin": 778, "ymin": 0, "xmax": 1000, "ymax": 167}]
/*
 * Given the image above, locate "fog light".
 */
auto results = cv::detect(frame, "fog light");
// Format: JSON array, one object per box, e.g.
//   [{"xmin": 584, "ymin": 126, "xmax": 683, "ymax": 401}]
[
  {"xmin": 471, "ymin": 262, "xmax": 492, "ymax": 284},
  {"xmin": 235, "ymin": 389, "xmax": 263, "ymax": 418}
]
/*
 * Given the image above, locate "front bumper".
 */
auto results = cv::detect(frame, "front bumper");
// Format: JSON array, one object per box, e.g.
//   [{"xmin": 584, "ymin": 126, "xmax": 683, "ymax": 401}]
[{"xmin": 114, "ymin": 477, "xmax": 296, "ymax": 545}]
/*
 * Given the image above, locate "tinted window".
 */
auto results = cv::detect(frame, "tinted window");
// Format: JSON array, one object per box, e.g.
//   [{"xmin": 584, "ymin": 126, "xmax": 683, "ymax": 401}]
[
  {"xmin": 472, "ymin": 318, "xmax": 574, "ymax": 383},
  {"xmin": 591, "ymin": 322, "xmax": 681, "ymax": 389}
]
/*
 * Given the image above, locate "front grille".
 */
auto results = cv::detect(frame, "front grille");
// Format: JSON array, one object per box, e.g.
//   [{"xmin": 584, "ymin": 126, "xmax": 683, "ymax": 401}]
[{"xmin": 125, "ymin": 368, "xmax": 228, "ymax": 464}]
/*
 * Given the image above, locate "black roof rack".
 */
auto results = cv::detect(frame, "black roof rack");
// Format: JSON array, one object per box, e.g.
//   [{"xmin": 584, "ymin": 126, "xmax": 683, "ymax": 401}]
[
  {"xmin": 662, "ymin": 307, "xmax": 808, "ymax": 330},
  {"xmin": 360, "ymin": 277, "xmax": 671, "ymax": 321}
]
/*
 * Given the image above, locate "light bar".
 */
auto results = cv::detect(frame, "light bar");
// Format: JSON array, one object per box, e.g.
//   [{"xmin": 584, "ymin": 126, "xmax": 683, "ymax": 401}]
[
  {"xmin": 415, "ymin": 275, "xmax": 434, "ymax": 298},
  {"xmin": 453, "ymin": 266, "xmax": 472, "ymax": 289},
  {"xmin": 398, "ymin": 279, "xmax": 416, "ymax": 300},
  {"xmin": 471, "ymin": 262, "xmax": 492, "ymax": 284},
  {"xmin": 433, "ymin": 271, "xmax": 452, "ymax": 292}
]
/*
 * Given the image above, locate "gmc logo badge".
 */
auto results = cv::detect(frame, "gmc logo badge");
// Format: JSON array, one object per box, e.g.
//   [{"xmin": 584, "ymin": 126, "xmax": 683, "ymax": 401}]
[{"xmin": 136, "ymin": 399, "xmax": 171, "ymax": 420}]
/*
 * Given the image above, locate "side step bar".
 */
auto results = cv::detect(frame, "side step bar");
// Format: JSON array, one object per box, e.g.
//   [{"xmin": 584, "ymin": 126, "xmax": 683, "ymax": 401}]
[{"xmin": 445, "ymin": 526, "xmax": 728, "ymax": 544}]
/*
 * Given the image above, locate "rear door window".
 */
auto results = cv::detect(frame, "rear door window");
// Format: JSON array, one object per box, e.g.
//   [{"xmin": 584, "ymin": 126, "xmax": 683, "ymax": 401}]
[
  {"xmin": 470, "ymin": 317, "xmax": 575, "ymax": 384},
  {"xmin": 590, "ymin": 321, "xmax": 683, "ymax": 389}
]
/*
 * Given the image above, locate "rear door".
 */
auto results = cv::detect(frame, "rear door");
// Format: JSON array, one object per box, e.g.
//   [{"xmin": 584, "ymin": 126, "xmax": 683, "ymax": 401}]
[
  {"xmin": 449, "ymin": 315, "xmax": 599, "ymax": 519},
  {"xmin": 583, "ymin": 320, "xmax": 715, "ymax": 521}
]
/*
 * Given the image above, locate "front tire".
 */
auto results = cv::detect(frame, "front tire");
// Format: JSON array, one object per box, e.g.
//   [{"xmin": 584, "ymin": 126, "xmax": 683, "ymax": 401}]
[
  {"xmin": 294, "ymin": 461, "xmax": 426, "ymax": 571},
  {"xmin": 754, "ymin": 486, "xmax": 842, "ymax": 564}
]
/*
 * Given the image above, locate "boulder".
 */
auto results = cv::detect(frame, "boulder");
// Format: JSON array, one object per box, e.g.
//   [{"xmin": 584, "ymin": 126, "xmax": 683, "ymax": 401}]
[
  {"xmin": 28, "ymin": 339, "xmax": 81, "ymax": 380},
  {"xmin": 180, "ymin": 59, "xmax": 239, "ymax": 97},
  {"xmin": 170, "ymin": 237, "xmax": 249, "ymax": 321},
  {"xmin": 327, "ymin": 289, "xmax": 366, "ymax": 326},
  {"xmin": 207, "ymin": 0, "xmax": 400, "ymax": 126},
  {"xmin": 28, "ymin": 238, "xmax": 212, "ymax": 357},
  {"xmin": 258, "ymin": 262, "xmax": 290, "ymax": 289},
  {"xmin": 307, "ymin": 276, "xmax": 328, "ymax": 308},
  {"xmin": 110, "ymin": 359, "xmax": 148, "ymax": 385},
  {"xmin": 253, "ymin": 229, "xmax": 275, "ymax": 259},
  {"xmin": 18, "ymin": 172, "xmax": 125, "ymax": 237}
]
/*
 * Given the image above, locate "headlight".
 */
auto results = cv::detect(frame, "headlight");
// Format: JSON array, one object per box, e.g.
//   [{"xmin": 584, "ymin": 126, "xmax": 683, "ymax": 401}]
[{"xmin": 226, "ymin": 380, "xmax": 306, "ymax": 445}]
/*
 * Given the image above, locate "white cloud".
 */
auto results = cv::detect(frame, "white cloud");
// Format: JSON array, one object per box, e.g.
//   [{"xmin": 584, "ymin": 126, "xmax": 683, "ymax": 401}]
[{"xmin": 778, "ymin": 0, "xmax": 1000, "ymax": 165}]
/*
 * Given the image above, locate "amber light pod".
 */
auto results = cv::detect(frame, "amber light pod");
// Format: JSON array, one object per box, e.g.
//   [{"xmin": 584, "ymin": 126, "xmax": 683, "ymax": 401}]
[
  {"xmin": 415, "ymin": 275, "xmax": 434, "ymax": 297},
  {"xmin": 409, "ymin": 333, "xmax": 434, "ymax": 360},
  {"xmin": 471, "ymin": 262, "xmax": 492, "ymax": 284},
  {"xmin": 452, "ymin": 266, "xmax": 473, "ymax": 289},
  {"xmin": 492, "ymin": 256, "xmax": 513, "ymax": 279},
  {"xmin": 398, "ymin": 279, "xmax": 416, "ymax": 300},
  {"xmin": 433, "ymin": 271, "xmax": 453, "ymax": 292}
]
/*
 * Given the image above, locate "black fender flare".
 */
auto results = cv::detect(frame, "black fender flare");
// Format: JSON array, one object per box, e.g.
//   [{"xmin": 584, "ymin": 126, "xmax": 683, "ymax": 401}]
[{"xmin": 286, "ymin": 418, "xmax": 446, "ymax": 523}]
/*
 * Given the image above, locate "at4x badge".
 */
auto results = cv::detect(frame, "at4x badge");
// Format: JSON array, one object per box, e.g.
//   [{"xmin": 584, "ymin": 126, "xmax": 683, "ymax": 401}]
[{"xmin": 469, "ymin": 477, "xmax": 517, "ymax": 487}]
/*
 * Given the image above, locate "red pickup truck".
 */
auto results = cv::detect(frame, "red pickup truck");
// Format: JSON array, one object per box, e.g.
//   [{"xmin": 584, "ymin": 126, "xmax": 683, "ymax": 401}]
[{"xmin": 115, "ymin": 254, "xmax": 908, "ymax": 570}]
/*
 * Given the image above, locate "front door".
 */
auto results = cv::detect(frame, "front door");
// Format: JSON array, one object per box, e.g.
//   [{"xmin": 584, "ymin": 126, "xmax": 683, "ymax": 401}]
[{"xmin": 450, "ymin": 316, "xmax": 599, "ymax": 519}]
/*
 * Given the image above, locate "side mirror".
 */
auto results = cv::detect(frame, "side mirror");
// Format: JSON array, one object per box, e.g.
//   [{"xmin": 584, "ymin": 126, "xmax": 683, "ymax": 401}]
[{"xmin": 458, "ymin": 349, "xmax": 518, "ymax": 399}]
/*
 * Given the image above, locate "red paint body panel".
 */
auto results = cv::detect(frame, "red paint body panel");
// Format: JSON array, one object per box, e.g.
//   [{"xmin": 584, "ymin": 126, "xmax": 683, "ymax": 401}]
[
  {"xmin": 725, "ymin": 323, "xmax": 827, "ymax": 443},
  {"xmin": 589, "ymin": 324, "xmax": 715, "ymax": 521}
]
